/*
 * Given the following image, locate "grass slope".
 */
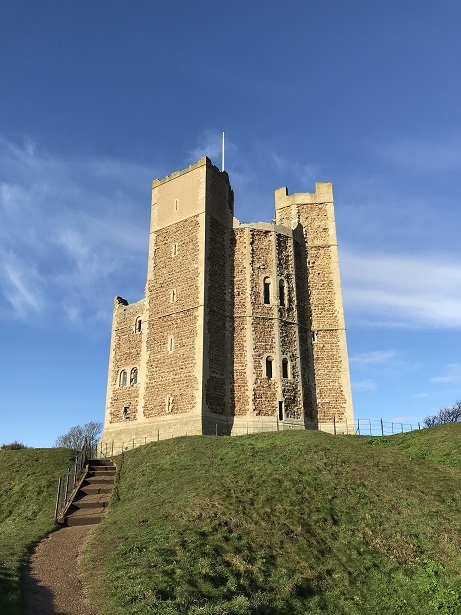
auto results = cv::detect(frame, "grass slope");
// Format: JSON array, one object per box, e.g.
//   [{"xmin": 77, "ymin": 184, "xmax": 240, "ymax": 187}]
[
  {"xmin": 0, "ymin": 448, "xmax": 77, "ymax": 615},
  {"xmin": 77, "ymin": 424, "xmax": 461, "ymax": 615},
  {"xmin": 84, "ymin": 425, "xmax": 461, "ymax": 615}
]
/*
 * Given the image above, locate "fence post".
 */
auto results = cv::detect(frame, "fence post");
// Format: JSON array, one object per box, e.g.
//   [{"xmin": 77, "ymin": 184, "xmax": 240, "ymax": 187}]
[
  {"xmin": 157, "ymin": 430, "xmax": 160, "ymax": 441},
  {"xmin": 215, "ymin": 423, "xmax": 218, "ymax": 436},
  {"xmin": 357, "ymin": 419, "xmax": 360, "ymax": 435},
  {"xmin": 333, "ymin": 416, "xmax": 336, "ymax": 435},
  {"xmin": 54, "ymin": 477, "xmax": 62, "ymax": 520},
  {"xmin": 418, "ymin": 422, "xmax": 421, "ymax": 430},
  {"xmin": 380, "ymin": 418, "xmax": 384, "ymax": 436},
  {"xmin": 401, "ymin": 423, "xmax": 404, "ymax": 433}
]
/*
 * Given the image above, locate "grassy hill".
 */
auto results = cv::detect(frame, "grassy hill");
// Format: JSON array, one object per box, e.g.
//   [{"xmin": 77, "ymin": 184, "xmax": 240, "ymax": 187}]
[
  {"xmin": 0, "ymin": 447, "xmax": 77, "ymax": 615},
  {"xmin": 83, "ymin": 424, "xmax": 461, "ymax": 615}
]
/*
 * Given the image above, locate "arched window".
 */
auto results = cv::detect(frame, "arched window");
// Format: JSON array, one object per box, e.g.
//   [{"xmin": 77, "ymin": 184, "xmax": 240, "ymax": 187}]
[
  {"xmin": 279, "ymin": 280, "xmax": 285, "ymax": 307},
  {"xmin": 119, "ymin": 370, "xmax": 127, "ymax": 387},
  {"xmin": 282, "ymin": 358, "xmax": 289, "ymax": 379},
  {"xmin": 135, "ymin": 317, "xmax": 142, "ymax": 333},
  {"xmin": 130, "ymin": 367, "xmax": 138, "ymax": 386},
  {"xmin": 263, "ymin": 277, "xmax": 271, "ymax": 305},
  {"xmin": 123, "ymin": 405, "xmax": 131, "ymax": 419},
  {"xmin": 265, "ymin": 356, "xmax": 273, "ymax": 379}
]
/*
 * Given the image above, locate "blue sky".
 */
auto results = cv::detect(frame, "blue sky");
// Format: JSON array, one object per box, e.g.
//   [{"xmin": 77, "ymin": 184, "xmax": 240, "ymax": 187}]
[{"xmin": 1, "ymin": 1, "xmax": 460, "ymax": 447}]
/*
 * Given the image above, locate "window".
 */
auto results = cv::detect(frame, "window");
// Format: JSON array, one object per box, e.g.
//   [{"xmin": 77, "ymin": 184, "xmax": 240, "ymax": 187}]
[
  {"xmin": 265, "ymin": 356, "xmax": 273, "ymax": 379},
  {"xmin": 168, "ymin": 336, "xmax": 174, "ymax": 353},
  {"xmin": 278, "ymin": 401, "xmax": 284, "ymax": 421},
  {"xmin": 174, "ymin": 198, "xmax": 179, "ymax": 212},
  {"xmin": 166, "ymin": 395, "xmax": 173, "ymax": 413},
  {"xmin": 170, "ymin": 289, "xmax": 177, "ymax": 303},
  {"xmin": 119, "ymin": 370, "xmax": 127, "ymax": 387},
  {"xmin": 263, "ymin": 277, "xmax": 271, "ymax": 305},
  {"xmin": 123, "ymin": 405, "xmax": 131, "ymax": 419},
  {"xmin": 135, "ymin": 317, "xmax": 142, "ymax": 333},
  {"xmin": 172, "ymin": 242, "xmax": 178, "ymax": 256},
  {"xmin": 282, "ymin": 358, "xmax": 289, "ymax": 379},
  {"xmin": 279, "ymin": 280, "xmax": 285, "ymax": 307},
  {"xmin": 312, "ymin": 331, "xmax": 318, "ymax": 342},
  {"xmin": 130, "ymin": 367, "xmax": 138, "ymax": 386}
]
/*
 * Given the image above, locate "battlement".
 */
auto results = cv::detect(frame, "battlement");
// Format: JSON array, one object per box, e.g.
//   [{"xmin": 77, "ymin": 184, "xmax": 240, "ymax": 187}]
[
  {"xmin": 274, "ymin": 182, "xmax": 333, "ymax": 209},
  {"xmin": 152, "ymin": 156, "xmax": 229, "ymax": 188}
]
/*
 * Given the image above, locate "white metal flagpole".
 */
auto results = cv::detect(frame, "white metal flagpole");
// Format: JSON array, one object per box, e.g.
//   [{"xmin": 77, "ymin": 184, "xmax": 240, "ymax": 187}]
[{"xmin": 222, "ymin": 131, "xmax": 225, "ymax": 171}]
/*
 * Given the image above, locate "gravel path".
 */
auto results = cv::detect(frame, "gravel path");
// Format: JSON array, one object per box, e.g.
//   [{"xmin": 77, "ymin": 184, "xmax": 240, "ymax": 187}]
[{"xmin": 22, "ymin": 526, "xmax": 99, "ymax": 615}]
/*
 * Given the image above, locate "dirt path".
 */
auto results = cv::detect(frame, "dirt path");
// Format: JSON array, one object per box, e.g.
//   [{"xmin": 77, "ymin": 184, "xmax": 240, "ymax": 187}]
[{"xmin": 22, "ymin": 526, "xmax": 99, "ymax": 615}]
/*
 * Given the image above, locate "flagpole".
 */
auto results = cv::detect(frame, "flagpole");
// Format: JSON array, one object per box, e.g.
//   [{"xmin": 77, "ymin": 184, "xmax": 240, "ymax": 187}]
[{"xmin": 221, "ymin": 131, "xmax": 225, "ymax": 172}]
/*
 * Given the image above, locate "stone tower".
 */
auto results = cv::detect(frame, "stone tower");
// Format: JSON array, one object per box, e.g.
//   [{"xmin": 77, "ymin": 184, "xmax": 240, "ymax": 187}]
[{"xmin": 100, "ymin": 157, "xmax": 353, "ymax": 451}]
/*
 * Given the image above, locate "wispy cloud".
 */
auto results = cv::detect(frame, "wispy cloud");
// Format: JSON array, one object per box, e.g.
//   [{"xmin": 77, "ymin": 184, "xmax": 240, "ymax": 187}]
[
  {"xmin": 271, "ymin": 152, "xmax": 322, "ymax": 188},
  {"xmin": 350, "ymin": 350, "xmax": 396, "ymax": 366},
  {"xmin": 370, "ymin": 134, "xmax": 461, "ymax": 174},
  {"xmin": 0, "ymin": 137, "xmax": 158, "ymax": 329},
  {"xmin": 187, "ymin": 129, "xmax": 237, "ymax": 167},
  {"xmin": 431, "ymin": 364, "xmax": 461, "ymax": 384},
  {"xmin": 341, "ymin": 249, "xmax": 461, "ymax": 329},
  {"xmin": 392, "ymin": 415, "xmax": 415, "ymax": 423},
  {"xmin": 353, "ymin": 379, "xmax": 377, "ymax": 391}
]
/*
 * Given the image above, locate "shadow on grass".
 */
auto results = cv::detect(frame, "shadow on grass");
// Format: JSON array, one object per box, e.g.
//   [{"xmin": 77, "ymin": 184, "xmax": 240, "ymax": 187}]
[{"xmin": 0, "ymin": 563, "xmax": 21, "ymax": 615}]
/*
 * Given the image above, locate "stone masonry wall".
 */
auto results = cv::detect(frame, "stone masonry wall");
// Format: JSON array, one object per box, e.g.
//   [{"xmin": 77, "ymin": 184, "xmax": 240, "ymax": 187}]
[
  {"xmin": 144, "ymin": 215, "xmax": 201, "ymax": 417},
  {"xmin": 205, "ymin": 215, "xmax": 228, "ymax": 415},
  {"xmin": 107, "ymin": 298, "xmax": 143, "ymax": 423},
  {"xmin": 250, "ymin": 229, "xmax": 278, "ymax": 416},
  {"xmin": 292, "ymin": 237, "xmax": 317, "ymax": 421},
  {"xmin": 230, "ymin": 227, "xmax": 251, "ymax": 417},
  {"xmin": 276, "ymin": 232, "xmax": 302, "ymax": 419}
]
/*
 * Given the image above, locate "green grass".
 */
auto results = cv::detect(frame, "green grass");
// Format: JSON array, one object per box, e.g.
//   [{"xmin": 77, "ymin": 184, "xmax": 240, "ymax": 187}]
[
  {"xmin": 0, "ymin": 447, "xmax": 77, "ymax": 615},
  {"xmin": 83, "ymin": 423, "xmax": 461, "ymax": 615}
]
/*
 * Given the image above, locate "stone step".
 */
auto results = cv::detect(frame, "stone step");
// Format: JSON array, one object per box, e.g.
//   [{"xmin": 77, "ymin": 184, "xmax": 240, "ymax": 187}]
[
  {"xmin": 88, "ymin": 459, "xmax": 113, "ymax": 466},
  {"xmin": 71, "ymin": 494, "xmax": 110, "ymax": 509},
  {"xmin": 65, "ymin": 507, "xmax": 107, "ymax": 526},
  {"xmin": 78, "ymin": 484, "xmax": 113, "ymax": 495},
  {"xmin": 62, "ymin": 459, "xmax": 116, "ymax": 527},
  {"xmin": 83, "ymin": 475, "xmax": 115, "ymax": 485},
  {"xmin": 87, "ymin": 468, "xmax": 116, "ymax": 478}
]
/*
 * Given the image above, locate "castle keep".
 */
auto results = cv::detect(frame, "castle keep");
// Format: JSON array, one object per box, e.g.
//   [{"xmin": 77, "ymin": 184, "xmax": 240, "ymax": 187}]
[{"xmin": 100, "ymin": 157, "xmax": 353, "ymax": 448}]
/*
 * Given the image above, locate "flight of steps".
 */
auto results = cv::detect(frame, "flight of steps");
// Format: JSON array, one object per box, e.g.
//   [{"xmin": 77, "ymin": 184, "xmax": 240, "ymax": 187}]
[{"xmin": 63, "ymin": 459, "xmax": 116, "ymax": 526}]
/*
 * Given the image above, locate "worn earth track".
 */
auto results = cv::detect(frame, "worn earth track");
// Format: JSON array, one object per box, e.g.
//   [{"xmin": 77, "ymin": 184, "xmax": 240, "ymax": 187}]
[{"xmin": 22, "ymin": 525, "xmax": 99, "ymax": 615}]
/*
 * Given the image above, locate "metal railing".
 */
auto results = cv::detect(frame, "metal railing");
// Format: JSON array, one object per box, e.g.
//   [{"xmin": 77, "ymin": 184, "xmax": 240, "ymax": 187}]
[
  {"xmin": 54, "ymin": 440, "xmax": 95, "ymax": 521},
  {"xmin": 97, "ymin": 418, "xmax": 423, "ymax": 457}
]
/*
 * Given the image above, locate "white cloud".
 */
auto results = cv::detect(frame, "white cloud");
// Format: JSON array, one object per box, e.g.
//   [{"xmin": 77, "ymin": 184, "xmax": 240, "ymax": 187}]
[
  {"xmin": 271, "ymin": 152, "xmax": 322, "ymax": 188},
  {"xmin": 431, "ymin": 364, "xmax": 461, "ymax": 384},
  {"xmin": 341, "ymin": 249, "xmax": 461, "ymax": 329},
  {"xmin": 353, "ymin": 379, "xmax": 377, "ymax": 391},
  {"xmin": 370, "ymin": 135, "xmax": 461, "ymax": 174},
  {"xmin": 350, "ymin": 350, "xmax": 396, "ymax": 366},
  {"xmin": 187, "ymin": 129, "xmax": 237, "ymax": 167},
  {"xmin": 0, "ymin": 137, "xmax": 158, "ymax": 328},
  {"xmin": 391, "ymin": 415, "xmax": 414, "ymax": 423}
]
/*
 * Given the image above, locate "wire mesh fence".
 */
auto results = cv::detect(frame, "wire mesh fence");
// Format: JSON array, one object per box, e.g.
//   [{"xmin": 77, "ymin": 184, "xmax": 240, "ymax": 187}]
[{"xmin": 97, "ymin": 417, "xmax": 423, "ymax": 458}]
